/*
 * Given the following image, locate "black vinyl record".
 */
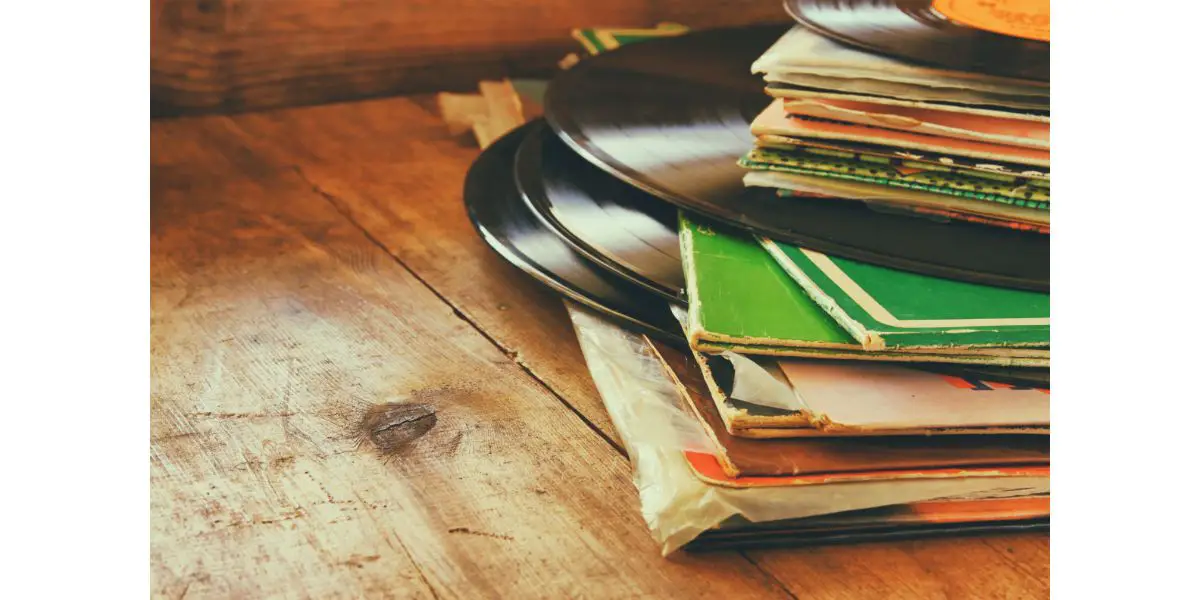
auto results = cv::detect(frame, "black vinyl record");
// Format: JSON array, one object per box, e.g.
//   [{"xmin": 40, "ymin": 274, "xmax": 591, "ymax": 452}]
[
  {"xmin": 463, "ymin": 122, "xmax": 685, "ymax": 344},
  {"xmin": 543, "ymin": 24, "xmax": 1049, "ymax": 291},
  {"xmin": 687, "ymin": 519, "xmax": 1048, "ymax": 551},
  {"xmin": 935, "ymin": 364, "xmax": 1049, "ymax": 389},
  {"xmin": 785, "ymin": 0, "xmax": 1049, "ymax": 81},
  {"xmin": 515, "ymin": 121, "xmax": 685, "ymax": 303}
]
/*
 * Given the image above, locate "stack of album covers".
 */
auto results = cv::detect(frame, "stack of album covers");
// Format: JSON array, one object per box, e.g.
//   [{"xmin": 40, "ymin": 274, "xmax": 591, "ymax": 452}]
[{"xmin": 459, "ymin": 0, "xmax": 1050, "ymax": 555}]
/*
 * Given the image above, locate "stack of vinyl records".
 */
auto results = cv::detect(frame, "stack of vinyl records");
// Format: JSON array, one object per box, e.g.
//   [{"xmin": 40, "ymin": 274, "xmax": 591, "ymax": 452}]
[{"xmin": 463, "ymin": 0, "xmax": 1049, "ymax": 555}]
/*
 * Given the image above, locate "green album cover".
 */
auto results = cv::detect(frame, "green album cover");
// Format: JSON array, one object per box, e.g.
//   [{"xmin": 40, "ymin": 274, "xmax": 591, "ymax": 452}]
[
  {"xmin": 760, "ymin": 240, "xmax": 1050, "ymax": 350},
  {"xmin": 680, "ymin": 214, "xmax": 1048, "ymax": 366},
  {"xmin": 571, "ymin": 24, "xmax": 690, "ymax": 56},
  {"xmin": 697, "ymin": 339, "xmax": 1050, "ymax": 367}
]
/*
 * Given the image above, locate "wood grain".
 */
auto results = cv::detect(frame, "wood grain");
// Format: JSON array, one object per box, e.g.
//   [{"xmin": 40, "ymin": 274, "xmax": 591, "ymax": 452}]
[
  {"xmin": 150, "ymin": 118, "xmax": 793, "ymax": 597},
  {"xmin": 150, "ymin": 0, "xmax": 789, "ymax": 116},
  {"xmin": 743, "ymin": 535, "xmax": 1050, "ymax": 599},
  {"xmin": 205, "ymin": 98, "xmax": 624, "ymax": 442},
  {"xmin": 150, "ymin": 96, "xmax": 1049, "ymax": 598}
]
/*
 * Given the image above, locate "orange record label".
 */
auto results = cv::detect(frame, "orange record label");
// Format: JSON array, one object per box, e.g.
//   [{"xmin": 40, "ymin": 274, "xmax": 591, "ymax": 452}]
[{"xmin": 931, "ymin": 0, "xmax": 1050, "ymax": 42}]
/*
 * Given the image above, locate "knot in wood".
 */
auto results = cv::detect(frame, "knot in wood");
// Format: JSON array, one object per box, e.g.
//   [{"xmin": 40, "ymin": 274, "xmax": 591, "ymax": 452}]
[{"xmin": 358, "ymin": 402, "xmax": 437, "ymax": 456}]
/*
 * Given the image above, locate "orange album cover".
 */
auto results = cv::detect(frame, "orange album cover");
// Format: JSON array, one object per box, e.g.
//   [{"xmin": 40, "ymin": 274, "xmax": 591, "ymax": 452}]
[
  {"xmin": 899, "ymin": 497, "xmax": 1050, "ymax": 524},
  {"xmin": 703, "ymin": 497, "xmax": 1049, "ymax": 539},
  {"xmin": 752, "ymin": 99, "xmax": 1050, "ymax": 167},
  {"xmin": 685, "ymin": 451, "xmax": 1050, "ymax": 489},
  {"xmin": 783, "ymin": 97, "xmax": 1049, "ymax": 149}
]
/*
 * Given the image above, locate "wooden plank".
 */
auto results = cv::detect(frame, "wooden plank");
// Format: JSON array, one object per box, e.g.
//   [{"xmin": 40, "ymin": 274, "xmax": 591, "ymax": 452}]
[
  {"xmin": 474, "ymin": 81, "xmax": 528, "ymax": 148},
  {"xmin": 150, "ymin": 117, "xmax": 795, "ymax": 597},
  {"xmin": 212, "ymin": 98, "xmax": 623, "ymax": 442},
  {"xmin": 150, "ymin": 0, "xmax": 788, "ymax": 116},
  {"xmin": 437, "ymin": 92, "xmax": 489, "ymax": 135},
  {"xmin": 743, "ymin": 534, "xmax": 1050, "ymax": 599}
]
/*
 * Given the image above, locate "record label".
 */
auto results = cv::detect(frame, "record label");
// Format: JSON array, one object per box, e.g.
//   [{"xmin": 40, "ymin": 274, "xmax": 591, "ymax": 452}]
[
  {"xmin": 931, "ymin": 0, "xmax": 1049, "ymax": 42},
  {"xmin": 786, "ymin": 0, "xmax": 1049, "ymax": 80}
]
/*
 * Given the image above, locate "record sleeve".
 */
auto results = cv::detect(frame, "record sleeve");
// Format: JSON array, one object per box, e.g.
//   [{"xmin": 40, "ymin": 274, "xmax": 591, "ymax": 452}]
[
  {"xmin": 649, "ymin": 338, "xmax": 1049, "ymax": 479},
  {"xmin": 761, "ymin": 239, "xmax": 1050, "ymax": 350},
  {"xmin": 690, "ymin": 349, "xmax": 1048, "ymax": 438},
  {"xmin": 680, "ymin": 214, "xmax": 1049, "ymax": 366},
  {"xmin": 544, "ymin": 24, "xmax": 1049, "ymax": 290},
  {"xmin": 567, "ymin": 302, "xmax": 1049, "ymax": 554}
]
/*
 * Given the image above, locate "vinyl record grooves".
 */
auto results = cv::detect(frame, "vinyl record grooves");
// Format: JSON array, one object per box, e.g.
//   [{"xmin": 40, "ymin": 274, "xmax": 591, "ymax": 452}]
[
  {"xmin": 688, "ymin": 519, "xmax": 1049, "ymax": 551},
  {"xmin": 936, "ymin": 365, "xmax": 1049, "ymax": 389},
  {"xmin": 785, "ymin": 0, "xmax": 1050, "ymax": 81},
  {"xmin": 515, "ymin": 122, "xmax": 685, "ymax": 303},
  {"xmin": 463, "ymin": 122, "xmax": 685, "ymax": 344},
  {"xmin": 544, "ymin": 25, "xmax": 1049, "ymax": 291}
]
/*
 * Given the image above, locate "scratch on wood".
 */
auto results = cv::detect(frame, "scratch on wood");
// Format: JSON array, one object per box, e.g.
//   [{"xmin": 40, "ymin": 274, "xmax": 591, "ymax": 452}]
[
  {"xmin": 447, "ymin": 527, "xmax": 514, "ymax": 542},
  {"xmin": 169, "ymin": 571, "xmax": 211, "ymax": 600},
  {"xmin": 301, "ymin": 470, "xmax": 342, "ymax": 504},
  {"xmin": 152, "ymin": 430, "xmax": 203, "ymax": 443},
  {"xmin": 338, "ymin": 554, "xmax": 382, "ymax": 568},
  {"xmin": 229, "ymin": 455, "xmax": 296, "ymax": 471},
  {"xmin": 444, "ymin": 431, "xmax": 465, "ymax": 455},
  {"xmin": 173, "ymin": 283, "xmax": 198, "ymax": 310},
  {"xmin": 202, "ymin": 506, "xmax": 308, "ymax": 536},
  {"xmin": 189, "ymin": 411, "xmax": 298, "ymax": 419}
]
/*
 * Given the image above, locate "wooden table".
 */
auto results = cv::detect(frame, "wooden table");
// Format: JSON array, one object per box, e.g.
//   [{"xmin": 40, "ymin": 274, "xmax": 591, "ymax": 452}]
[{"xmin": 150, "ymin": 96, "xmax": 1049, "ymax": 599}]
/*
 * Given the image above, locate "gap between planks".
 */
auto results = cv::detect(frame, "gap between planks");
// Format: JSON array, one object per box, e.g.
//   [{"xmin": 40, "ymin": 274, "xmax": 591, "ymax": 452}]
[
  {"xmin": 290, "ymin": 163, "xmax": 627, "ymax": 456},
  {"xmin": 295, "ymin": 162, "xmax": 803, "ymax": 598},
  {"xmin": 283, "ymin": 147, "xmax": 803, "ymax": 597}
]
